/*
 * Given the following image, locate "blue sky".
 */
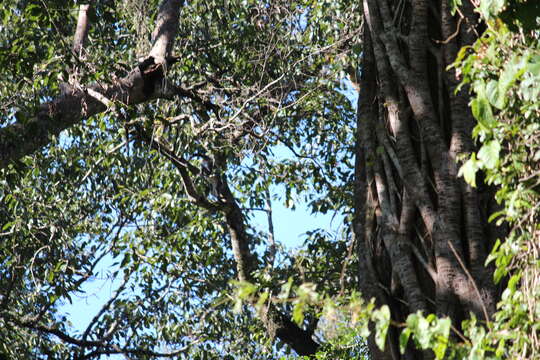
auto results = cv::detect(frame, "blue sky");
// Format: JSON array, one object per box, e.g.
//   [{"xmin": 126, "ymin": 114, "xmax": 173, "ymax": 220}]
[
  {"xmin": 60, "ymin": 78, "xmax": 359, "ymax": 354},
  {"xmin": 60, "ymin": 185, "xmax": 343, "ymax": 333}
]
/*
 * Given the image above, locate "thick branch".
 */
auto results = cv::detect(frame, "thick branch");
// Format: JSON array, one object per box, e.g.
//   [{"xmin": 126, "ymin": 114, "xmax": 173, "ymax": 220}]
[
  {"xmin": 72, "ymin": 4, "xmax": 91, "ymax": 55},
  {"xmin": 217, "ymin": 176, "xmax": 320, "ymax": 355},
  {"xmin": 149, "ymin": 0, "xmax": 182, "ymax": 61},
  {"xmin": 0, "ymin": 0, "xmax": 183, "ymax": 170},
  {"xmin": 139, "ymin": 136, "xmax": 320, "ymax": 355},
  {"xmin": 1, "ymin": 63, "xmax": 154, "ymax": 170},
  {"xmin": 5, "ymin": 314, "xmax": 107, "ymax": 348}
]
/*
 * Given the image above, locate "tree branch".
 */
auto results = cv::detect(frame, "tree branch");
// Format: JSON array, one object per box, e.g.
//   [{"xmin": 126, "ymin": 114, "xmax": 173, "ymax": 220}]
[
  {"xmin": 0, "ymin": 0, "xmax": 183, "ymax": 170},
  {"xmin": 149, "ymin": 0, "xmax": 182, "ymax": 62},
  {"xmin": 215, "ymin": 173, "xmax": 320, "ymax": 355},
  {"xmin": 80, "ymin": 343, "xmax": 194, "ymax": 360},
  {"xmin": 131, "ymin": 124, "xmax": 224, "ymax": 212},
  {"xmin": 72, "ymin": 4, "xmax": 92, "ymax": 56}
]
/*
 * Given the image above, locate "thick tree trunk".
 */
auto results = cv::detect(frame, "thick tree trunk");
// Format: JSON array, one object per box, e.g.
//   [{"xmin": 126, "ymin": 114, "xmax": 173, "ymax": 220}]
[{"xmin": 353, "ymin": 1, "xmax": 497, "ymax": 358}]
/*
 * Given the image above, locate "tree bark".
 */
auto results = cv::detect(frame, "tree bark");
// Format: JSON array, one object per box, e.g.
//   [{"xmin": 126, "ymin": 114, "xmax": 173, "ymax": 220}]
[
  {"xmin": 213, "ymin": 170, "xmax": 321, "ymax": 355},
  {"xmin": 353, "ymin": 0, "xmax": 498, "ymax": 358}
]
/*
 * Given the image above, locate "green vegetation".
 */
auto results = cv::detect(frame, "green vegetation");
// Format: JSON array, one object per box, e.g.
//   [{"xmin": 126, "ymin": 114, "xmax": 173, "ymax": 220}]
[{"xmin": 456, "ymin": 1, "xmax": 540, "ymax": 358}]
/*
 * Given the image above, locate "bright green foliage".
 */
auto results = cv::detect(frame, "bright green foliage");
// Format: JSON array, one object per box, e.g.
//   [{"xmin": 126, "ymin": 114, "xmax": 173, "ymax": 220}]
[
  {"xmin": 455, "ymin": 0, "xmax": 540, "ymax": 358},
  {"xmin": 372, "ymin": 305, "xmax": 390, "ymax": 351},
  {"xmin": 400, "ymin": 313, "xmax": 450, "ymax": 359}
]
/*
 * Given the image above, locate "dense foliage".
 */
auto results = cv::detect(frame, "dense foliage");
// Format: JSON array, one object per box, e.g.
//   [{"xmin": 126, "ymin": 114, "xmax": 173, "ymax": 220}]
[{"xmin": 454, "ymin": 0, "xmax": 540, "ymax": 358}]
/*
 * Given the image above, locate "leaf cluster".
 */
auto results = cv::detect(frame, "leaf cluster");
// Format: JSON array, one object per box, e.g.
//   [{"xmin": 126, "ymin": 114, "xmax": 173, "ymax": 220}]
[{"xmin": 453, "ymin": 1, "xmax": 540, "ymax": 358}]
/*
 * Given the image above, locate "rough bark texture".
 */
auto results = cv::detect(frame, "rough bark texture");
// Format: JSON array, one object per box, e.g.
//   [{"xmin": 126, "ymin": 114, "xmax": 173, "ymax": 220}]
[{"xmin": 354, "ymin": 1, "xmax": 498, "ymax": 358}]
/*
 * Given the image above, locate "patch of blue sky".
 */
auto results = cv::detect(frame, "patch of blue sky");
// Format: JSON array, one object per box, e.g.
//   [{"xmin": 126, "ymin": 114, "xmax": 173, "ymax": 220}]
[{"xmin": 57, "ymin": 76, "xmax": 358, "ymax": 359}]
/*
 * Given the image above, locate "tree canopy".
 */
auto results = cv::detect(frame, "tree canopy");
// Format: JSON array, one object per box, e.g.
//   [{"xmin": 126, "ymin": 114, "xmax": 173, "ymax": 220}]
[{"xmin": 0, "ymin": 0, "xmax": 539, "ymax": 359}]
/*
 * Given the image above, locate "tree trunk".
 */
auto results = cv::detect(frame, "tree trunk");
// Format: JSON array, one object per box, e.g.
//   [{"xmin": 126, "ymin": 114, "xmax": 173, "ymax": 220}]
[{"xmin": 353, "ymin": 1, "xmax": 498, "ymax": 358}]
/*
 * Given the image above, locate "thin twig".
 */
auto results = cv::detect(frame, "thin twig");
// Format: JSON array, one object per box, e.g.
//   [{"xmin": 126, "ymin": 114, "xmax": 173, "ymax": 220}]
[
  {"xmin": 447, "ymin": 240, "xmax": 491, "ymax": 325},
  {"xmin": 339, "ymin": 232, "xmax": 356, "ymax": 297},
  {"xmin": 435, "ymin": 17, "xmax": 463, "ymax": 44}
]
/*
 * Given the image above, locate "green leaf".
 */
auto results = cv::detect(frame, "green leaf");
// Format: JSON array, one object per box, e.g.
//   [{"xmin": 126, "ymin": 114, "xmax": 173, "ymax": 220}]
[
  {"xmin": 458, "ymin": 154, "xmax": 480, "ymax": 187},
  {"xmin": 255, "ymin": 290, "xmax": 269, "ymax": 312},
  {"xmin": 488, "ymin": 210, "xmax": 505, "ymax": 223},
  {"xmin": 372, "ymin": 305, "xmax": 391, "ymax": 350},
  {"xmin": 471, "ymin": 95, "xmax": 496, "ymax": 129},
  {"xmin": 406, "ymin": 312, "xmax": 419, "ymax": 328},
  {"xmin": 432, "ymin": 318, "xmax": 451, "ymax": 359},
  {"xmin": 278, "ymin": 277, "xmax": 294, "ymax": 300},
  {"xmin": 528, "ymin": 56, "xmax": 540, "ymax": 75},
  {"xmin": 2, "ymin": 221, "xmax": 14, "ymax": 231},
  {"xmin": 297, "ymin": 282, "xmax": 318, "ymax": 303},
  {"xmin": 486, "ymin": 79, "xmax": 504, "ymax": 109},
  {"xmin": 477, "ymin": 140, "xmax": 501, "ymax": 169},
  {"xmin": 292, "ymin": 301, "xmax": 305, "ymax": 325},
  {"xmin": 453, "ymin": 45, "xmax": 472, "ymax": 67},
  {"xmin": 449, "ymin": 0, "xmax": 462, "ymax": 15},
  {"xmin": 496, "ymin": 339, "xmax": 506, "ymax": 357},
  {"xmin": 478, "ymin": 0, "xmax": 505, "ymax": 19},
  {"xmin": 238, "ymin": 282, "xmax": 257, "ymax": 298},
  {"xmin": 433, "ymin": 340, "xmax": 448, "ymax": 359},
  {"xmin": 508, "ymin": 274, "xmax": 521, "ymax": 292},
  {"xmin": 415, "ymin": 316, "xmax": 431, "ymax": 348},
  {"xmin": 46, "ymin": 270, "xmax": 55, "ymax": 283},
  {"xmin": 499, "ymin": 55, "xmax": 528, "ymax": 100},
  {"xmin": 399, "ymin": 328, "xmax": 412, "ymax": 354}
]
